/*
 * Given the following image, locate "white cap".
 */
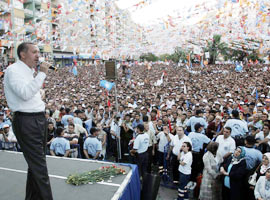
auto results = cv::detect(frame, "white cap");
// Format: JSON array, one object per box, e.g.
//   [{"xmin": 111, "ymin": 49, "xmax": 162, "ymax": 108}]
[
  {"xmin": 257, "ymin": 103, "xmax": 263, "ymax": 107},
  {"xmin": 3, "ymin": 124, "xmax": 9, "ymax": 128}
]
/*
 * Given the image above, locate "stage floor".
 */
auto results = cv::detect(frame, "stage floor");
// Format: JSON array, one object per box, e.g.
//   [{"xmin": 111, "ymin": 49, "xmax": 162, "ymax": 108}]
[{"xmin": 0, "ymin": 151, "xmax": 132, "ymax": 200}]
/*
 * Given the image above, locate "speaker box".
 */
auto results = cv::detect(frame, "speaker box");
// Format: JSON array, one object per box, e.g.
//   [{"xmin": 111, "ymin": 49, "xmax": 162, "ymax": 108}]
[{"xmin": 105, "ymin": 61, "xmax": 117, "ymax": 80}]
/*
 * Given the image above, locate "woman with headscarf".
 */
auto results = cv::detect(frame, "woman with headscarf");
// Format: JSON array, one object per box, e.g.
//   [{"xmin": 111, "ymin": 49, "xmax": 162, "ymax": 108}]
[
  {"xmin": 220, "ymin": 146, "xmax": 247, "ymax": 200},
  {"xmin": 255, "ymin": 153, "xmax": 270, "ymax": 181},
  {"xmin": 254, "ymin": 168, "xmax": 270, "ymax": 200},
  {"xmin": 199, "ymin": 142, "xmax": 222, "ymax": 200}
]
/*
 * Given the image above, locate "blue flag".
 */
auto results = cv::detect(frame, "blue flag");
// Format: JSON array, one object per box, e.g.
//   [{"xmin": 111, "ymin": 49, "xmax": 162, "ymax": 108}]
[
  {"xmin": 235, "ymin": 64, "xmax": 243, "ymax": 72},
  {"xmin": 100, "ymin": 80, "xmax": 115, "ymax": 91},
  {"xmin": 256, "ymin": 89, "xmax": 258, "ymax": 100},
  {"xmin": 72, "ymin": 66, "xmax": 78, "ymax": 76}
]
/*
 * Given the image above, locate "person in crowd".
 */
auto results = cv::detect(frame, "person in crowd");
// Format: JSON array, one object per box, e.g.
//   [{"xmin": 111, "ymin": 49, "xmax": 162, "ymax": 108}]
[
  {"xmin": 110, "ymin": 114, "xmax": 121, "ymax": 161},
  {"xmin": 167, "ymin": 126, "xmax": 192, "ymax": 183},
  {"xmin": 61, "ymin": 108, "xmax": 74, "ymax": 127},
  {"xmin": 156, "ymin": 125, "xmax": 174, "ymax": 173},
  {"xmin": 121, "ymin": 114, "xmax": 134, "ymax": 158},
  {"xmin": 144, "ymin": 120, "xmax": 157, "ymax": 173},
  {"xmin": 130, "ymin": 124, "xmax": 150, "ymax": 178},
  {"xmin": 96, "ymin": 123, "xmax": 107, "ymax": 159},
  {"xmin": 206, "ymin": 115, "xmax": 223, "ymax": 139},
  {"xmin": 254, "ymin": 168, "xmax": 270, "ymax": 200},
  {"xmin": 188, "ymin": 123, "xmax": 211, "ymax": 182},
  {"xmin": 199, "ymin": 142, "xmax": 222, "ymax": 200},
  {"xmin": 220, "ymin": 146, "xmax": 247, "ymax": 200},
  {"xmin": 256, "ymin": 123, "xmax": 270, "ymax": 153},
  {"xmin": 248, "ymin": 114, "xmax": 263, "ymax": 135},
  {"xmin": 83, "ymin": 127, "xmax": 102, "ymax": 160},
  {"xmin": 0, "ymin": 124, "xmax": 17, "ymax": 150},
  {"xmin": 224, "ymin": 110, "xmax": 248, "ymax": 146},
  {"xmin": 186, "ymin": 110, "xmax": 208, "ymax": 133},
  {"xmin": 215, "ymin": 127, "xmax": 236, "ymax": 164},
  {"xmin": 47, "ymin": 121, "xmax": 56, "ymax": 152},
  {"xmin": 50, "ymin": 127, "xmax": 70, "ymax": 157},
  {"xmin": 177, "ymin": 141, "xmax": 193, "ymax": 200},
  {"xmin": 244, "ymin": 135, "xmax": 263, "ymax": 171}
]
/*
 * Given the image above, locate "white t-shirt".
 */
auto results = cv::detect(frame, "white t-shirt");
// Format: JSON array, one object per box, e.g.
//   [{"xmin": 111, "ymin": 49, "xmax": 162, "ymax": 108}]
[
  {"xmin": 171, "ymin": 135, "xmax": 192, "ymax": 156},
  {"xmin": 178, "ymin": 151, "xmax": 193, "ymax": 175},
  {"xmin": 156, "ymin": 132, "xmax": 174, "ymax": 153},
  {"xmin": 216, "ymin": 135, "xmax": 236, "ymax": 163},
  {"xmin": 133, "ymin": 133, "xmax": 150, "ymax": 154},
  {"xmin": 224, "ymin": 119, "xmax": 248, "ymax": 137},
  {"xmin": 255, "ymin": 131, "xmax": 270, "ymax": 145}
]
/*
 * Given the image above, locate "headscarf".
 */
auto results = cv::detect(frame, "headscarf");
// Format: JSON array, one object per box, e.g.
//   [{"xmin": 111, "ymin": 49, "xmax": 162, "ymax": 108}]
[
  {"xmin": 232, "ymin": 146, "xmax": 246, "ymax": 164},
  {"xmin": 260, "ymin": 153, "xmax": 270, "ymax": 174}
]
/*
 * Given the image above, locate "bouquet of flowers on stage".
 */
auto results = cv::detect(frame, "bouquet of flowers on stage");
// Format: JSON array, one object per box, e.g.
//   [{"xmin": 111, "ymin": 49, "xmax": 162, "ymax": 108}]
[{"xmin": 66, "ymin": 165, "xmax": 126, "ymax": 186}]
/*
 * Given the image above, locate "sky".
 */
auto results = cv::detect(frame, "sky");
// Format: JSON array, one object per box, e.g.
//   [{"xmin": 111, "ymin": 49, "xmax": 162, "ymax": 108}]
[{"xmin": 115, "ymin": 0, "xmax": 217, "ymax": 26}]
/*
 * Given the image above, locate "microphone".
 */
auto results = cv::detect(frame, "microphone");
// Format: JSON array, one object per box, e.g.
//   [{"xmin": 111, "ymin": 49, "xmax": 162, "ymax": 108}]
[{"xmin": 38, "ymin": 58, "xmax": 57, "ymax": 71}]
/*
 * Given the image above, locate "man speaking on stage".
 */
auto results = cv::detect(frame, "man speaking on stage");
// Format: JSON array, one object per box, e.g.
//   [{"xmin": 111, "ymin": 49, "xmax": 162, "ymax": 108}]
[{"xmin": 4, "ymin": 42, "xmax": 53, "ymax": 200}]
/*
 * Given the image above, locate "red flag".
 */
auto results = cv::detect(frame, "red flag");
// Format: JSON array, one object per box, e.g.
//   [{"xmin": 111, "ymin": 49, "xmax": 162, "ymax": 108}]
[
  {"xmin": 168, "ymin": 120, "xmax": 172, "ymax": 132},
  {"xmin": 108, "ymin": 99, "xmax": 111, "ymax": 108}
]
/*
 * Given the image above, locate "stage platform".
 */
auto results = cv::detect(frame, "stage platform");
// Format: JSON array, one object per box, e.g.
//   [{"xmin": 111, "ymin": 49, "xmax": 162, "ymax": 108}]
[{"xmin": 0, "ymin": 151, "xmax": 140, "ymax": 200}]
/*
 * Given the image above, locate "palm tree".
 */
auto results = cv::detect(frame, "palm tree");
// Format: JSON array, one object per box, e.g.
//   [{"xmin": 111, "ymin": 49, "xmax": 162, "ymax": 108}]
[{"xmin": 205, "ymin": 34, "xmax": 228, "ymax": 64}]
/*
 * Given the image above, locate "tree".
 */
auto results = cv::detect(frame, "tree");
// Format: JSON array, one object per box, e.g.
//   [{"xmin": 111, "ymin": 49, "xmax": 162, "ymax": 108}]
[
  {"xmin": 204, "ymin": 34, "xmax": 228, "ymax": 64},
  {"xmin": 139, "ymin": 53, "xmax": 158, "ymax": 62}
]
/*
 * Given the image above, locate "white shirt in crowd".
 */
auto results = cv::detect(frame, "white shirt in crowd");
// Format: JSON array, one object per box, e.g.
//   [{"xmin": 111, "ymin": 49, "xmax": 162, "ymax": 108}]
[
  {"xmin": 215, "ymin": 135, "xmax": 236, "ymax": 163},
  {"xmin": 4, "ymin": 60, "xmax": 46, "ymax": 112},
  {"xmin": 133, "ymin": 133, "xmax": 150, "ymax": 154},
  {"xmin": 178, "ymin": 151, "xmax": 193, "ymax": 175},
  {"xmin": 224, "ymin": 119, "xmax": 248, "ymax": 137},
  {"xmin": 110, "ymin": 120, "xmax": 121, "ymax": 139},
  {"xmin": 255, "ymin": 131, "xmax": 270, "ymax": 146},
  {"xmin": 170, "ymin": 135, "xmax": 192, "ymax": 156},
  {"xmin": 156, "ymin": 132, "xmax": 174, "ymax": 153}
]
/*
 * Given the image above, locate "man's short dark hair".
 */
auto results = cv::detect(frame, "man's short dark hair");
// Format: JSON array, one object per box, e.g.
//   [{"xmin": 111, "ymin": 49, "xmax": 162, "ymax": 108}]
[
  {"xmin": 17, "ymin": 42, "xmax": 34, "ymax": 59},
  {"xmin": 65, "ymin": 108, "xmax": 71, "ymax": 114},
  {"xmin": 56, "ymin": 127, "xmax": 64, "ymax": 137},
  {"xmin": 245, "ymin": 135, "xmax": 256, "ymax": 145},
  {"xmin": 224, "ymin": 126, "xmax": 232, "ymax": 133},
  {"xmin": 232, "ymin": 110, "xmax": 239, "ymax": 118},
  {"xmin": 137, "ymin": 124, "xmax": 144, "ymax": 133},
  {"xmin": 194, "ymin": 123, "xmax": 203, "ymax": 132},
  {"xmin": 90, "ymin": 127, "xmax": 100, "ymax": 135},
  {"xmin": 142, "ymin": 115, "xmax": 148, "ymax": 122}
]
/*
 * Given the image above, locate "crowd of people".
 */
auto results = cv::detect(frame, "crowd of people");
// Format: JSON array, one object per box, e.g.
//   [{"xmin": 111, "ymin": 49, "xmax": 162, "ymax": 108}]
[{"xmin": 1, "ymin": 61, "xmax": 270, "ymax": 200}]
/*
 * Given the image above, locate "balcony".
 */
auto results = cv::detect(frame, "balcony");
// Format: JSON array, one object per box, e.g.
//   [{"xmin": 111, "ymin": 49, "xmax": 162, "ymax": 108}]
[
  {"xmin": 0, "ymin": 1, "xmax": 8, "ymax": 12},
  {"xmin": 24, "ymin": 9, "xmax": 34, "ymax": 18}
]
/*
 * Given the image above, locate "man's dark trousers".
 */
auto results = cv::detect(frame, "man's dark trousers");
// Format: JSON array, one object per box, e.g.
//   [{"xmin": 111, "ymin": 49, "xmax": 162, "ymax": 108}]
[{"xmin": 13, "ymin": 112, "xmax": 53, "ymax": 200}]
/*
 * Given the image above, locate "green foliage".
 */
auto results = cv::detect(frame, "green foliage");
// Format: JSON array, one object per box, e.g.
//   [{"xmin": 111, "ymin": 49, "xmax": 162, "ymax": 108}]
[
  {"xmin": 204, "ymin": 34, "xmax": 228, "ymax": 64},
  {"xmin": 140, "ymin": 53, "xmax": 158, "ymax": 62},
  {"xmin": 139, "ymin": 35, "xmax": 263, "ymax": 63},
  {"xmin": 66, "ymin": 165, "xmax": 126, "ymax": 186}
]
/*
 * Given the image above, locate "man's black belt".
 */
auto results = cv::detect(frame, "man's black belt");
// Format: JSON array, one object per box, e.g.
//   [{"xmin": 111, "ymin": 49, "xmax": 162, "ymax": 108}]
[{"xmin": 14, "ymin": 111, "xmax": 45, "ymax": 116}]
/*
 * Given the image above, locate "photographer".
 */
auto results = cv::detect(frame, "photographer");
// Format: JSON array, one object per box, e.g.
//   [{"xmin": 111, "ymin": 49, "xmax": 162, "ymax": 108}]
[{"xmin": 0, "ymin": 124, "xmax": 17, "ymax": 150}]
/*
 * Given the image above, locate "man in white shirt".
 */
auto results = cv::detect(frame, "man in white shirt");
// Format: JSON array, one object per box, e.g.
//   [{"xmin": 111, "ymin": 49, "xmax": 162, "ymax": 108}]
[
  {"xmin": 216, "ymin": 126, "xmax": 236, "ymax": 164},
  {"xmin": 4, "ymin": 42, "xmax": 53, "ymax": 199},
  {"xmin": 156, "ymin": 125, "xmax": 174, "ymax": 172},
  {"xmin": 166, "ymin": 126, "xmax": 192, "ymax": 183}
]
